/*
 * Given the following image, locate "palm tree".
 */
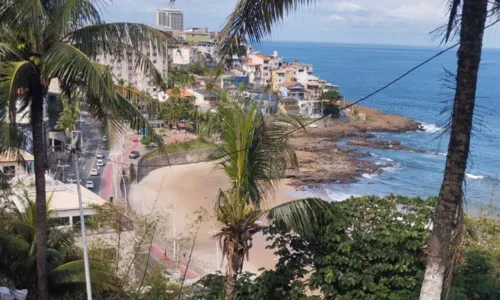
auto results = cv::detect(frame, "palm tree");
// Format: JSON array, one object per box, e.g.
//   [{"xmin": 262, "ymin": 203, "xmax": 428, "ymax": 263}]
[
  {"xmin": 0, "ymin": 1, "xmax": 167, "ymax": 297},
  {"xmin": 55, "ymin": 96, "xmax": 80, "ymax": 143},
  {"xmin": 420, "ymin": 0, "xmax": 489, "ymax": 299},
  {"xmin": 0, "ymin": 191, "xmax": 120, "ymax": 295},
  {"xmin": 211, "ymin": 104, "xmax": 326, "ymax": 300}
]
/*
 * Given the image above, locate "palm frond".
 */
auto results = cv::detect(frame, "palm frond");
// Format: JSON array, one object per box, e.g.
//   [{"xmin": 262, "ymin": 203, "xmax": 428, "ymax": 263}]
[
  {"xmin": 53, "ymin": 0, "xmax": 104, "ymax": 37},
  {"xmin": 0, "ymin": 0, "xmax": 47, "ymax": 30},
  {"xmin": 49, "ymin": 260, "xmax": 122, "ymax": 293},
  {"xmin": 0, "ymin": 43, "xmax": 21, "ymax": 60},
  {"xmin": 216, "ymin": 0, "xmax": 314, "ymax": 59},
  {"xmin": 215, "ymin": 103, "xmax": 299, "ymax": 206},
  {"xmin": 266, "ymin": 197, "xmax": 330, "ymax": 236},
  {"xmin": 0, "ymin": 60, "xmax": 34, "ymax": 150},
  {"xmin": 43, "ymin": 41, "xmax": 115, "ymax": 101},
  {"xmin": 445, "ymin": 0, "xmax": 462, "ymax": 42}
]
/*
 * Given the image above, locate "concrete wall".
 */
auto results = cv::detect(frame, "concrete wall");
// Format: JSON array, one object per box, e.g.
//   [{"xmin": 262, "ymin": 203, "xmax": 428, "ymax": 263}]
[{"xmin": 137, "ymin": 148, "xmax": 216, "ymax": 182}]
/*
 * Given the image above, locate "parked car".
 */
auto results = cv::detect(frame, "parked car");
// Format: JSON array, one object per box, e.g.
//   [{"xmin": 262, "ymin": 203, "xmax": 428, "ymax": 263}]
[
  {"xmin": 102, "ymin": 136, "xmax": 107, "ymax": 142},
  {"xmin": 90, "ymin": 169, "xmax": 99, "ymax": 176},
  {"xmin": 129, "ymin": 150, "xmax": 140, "ymax": 159},
  {"xmin": 85, "ymin": 181, "xmax": 94, "ymax": 189},
  {"xmin": 96, "ymin": 159, "xmax": 105, "ymax": 166},
  {"xmin": 96, "ymin": 153, "xmax": 104, "ymax": 159},
  {"xmin": 67, "ymin": 179, "xmax": 82, "ymax": 184}
]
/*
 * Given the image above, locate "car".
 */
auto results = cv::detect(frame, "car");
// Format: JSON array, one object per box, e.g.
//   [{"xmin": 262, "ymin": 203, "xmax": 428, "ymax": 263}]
[
  {"xmin": 102, "ymin": 136, "xmax": 107, "ymax": 142},
  {"xmin": 129, "ymin": 150, "xmax": 140, "ymax": 159},
  {"xmin": 85, "ymin": 181, "xmax": 94, "ymax": 189},
  {"xmin": 96, "ymin": 159, "xmax": 105, "ymax": 166},
  {"xmin": 80, "ymin": 118, "xmax": 85, "ymax": 123},
  {"xmin": 96, "ymin": 153, "xmax": 104, "ymax": 159},
  {"xmin": 90, "ymin": 169, "xmax": 99, "ymax": 176}
]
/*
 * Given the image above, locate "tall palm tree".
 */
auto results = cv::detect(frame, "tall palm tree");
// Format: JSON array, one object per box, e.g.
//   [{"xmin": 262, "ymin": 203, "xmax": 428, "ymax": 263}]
[
  {"xmin": 0, "ymin": 1, "xmax": 167, "ymax": 297},
  {"xmin": 420, "ymin": 0, "xmax": 490, "ymax": 299},
  {"xmin": 212, "ymin": 104, "xmax": 326, "ymax": 300}
]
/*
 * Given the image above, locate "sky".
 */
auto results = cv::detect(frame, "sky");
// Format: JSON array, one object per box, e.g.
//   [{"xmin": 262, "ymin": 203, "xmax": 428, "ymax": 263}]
[{"xmin": 103, "ymin": 0, "xmax": 500, "ymax": 48}]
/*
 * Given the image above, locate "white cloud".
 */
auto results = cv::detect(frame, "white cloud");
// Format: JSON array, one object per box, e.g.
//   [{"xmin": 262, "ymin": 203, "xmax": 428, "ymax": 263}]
[
  {"xmin": 328, "ymin": 14, "xmax": 346, "ymax": 22},
  {"xmin": 331, "ymin": 2, "xmax": 365, "ymax": 12},
  {"xmin": 384, "ymin": 4, "xmax": 445, "ymax": 23}
]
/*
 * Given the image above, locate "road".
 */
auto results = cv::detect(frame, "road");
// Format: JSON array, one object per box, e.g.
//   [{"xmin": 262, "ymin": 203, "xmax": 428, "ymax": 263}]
[{"xmin": 64, "ymin": 113, "xmax": 109, "ymax": 194}]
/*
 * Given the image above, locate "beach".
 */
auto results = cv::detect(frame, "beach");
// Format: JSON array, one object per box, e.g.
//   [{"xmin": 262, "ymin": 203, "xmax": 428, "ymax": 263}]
[{"xmin": 128, "ymin": 161, "xmax": 301, "ymax": 274}]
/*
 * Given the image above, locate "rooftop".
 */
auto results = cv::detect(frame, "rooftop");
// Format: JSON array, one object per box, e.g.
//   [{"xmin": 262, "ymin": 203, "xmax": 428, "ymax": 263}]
[
  {"xmin": 279, "ymin": 82, "xmax": 303, "ymax": 88},
  {"xmin": 0, "ymin": 150, "xmax": 34, "ymax": 162},
  {"xmin": 166, "ymin": 88, "xmax": 194, "ymax": 98}
]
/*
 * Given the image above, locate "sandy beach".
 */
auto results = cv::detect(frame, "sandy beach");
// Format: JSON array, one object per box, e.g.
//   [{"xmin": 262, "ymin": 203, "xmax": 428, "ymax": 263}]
[{"xmin": 128, "ymin": 161, "xmax": 299, "ymax": 274}]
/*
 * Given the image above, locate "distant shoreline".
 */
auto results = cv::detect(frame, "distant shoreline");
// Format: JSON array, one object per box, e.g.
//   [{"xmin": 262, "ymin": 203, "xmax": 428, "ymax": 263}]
[{"xmin": 287, "ymin": 103, "xmax": 422, "ymax": 187}]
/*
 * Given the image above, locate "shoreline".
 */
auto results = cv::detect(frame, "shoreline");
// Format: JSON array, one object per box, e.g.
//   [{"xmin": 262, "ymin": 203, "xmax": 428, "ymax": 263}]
[{"xmin": 288, "ymin": 103, "xmax": 423, "ymax": 187}]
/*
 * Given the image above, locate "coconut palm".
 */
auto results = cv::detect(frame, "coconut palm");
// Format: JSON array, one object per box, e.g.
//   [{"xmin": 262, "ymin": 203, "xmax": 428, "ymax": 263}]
[
  {"xmin": 0, "ymin": 190, "xmax": 120, "ymax": 295},
  {"xmin": 55, "ymin": 96, "xmax": 81, "ymax": 143},
  {"xmin": 420, "ymin": 0, "xmax": 490, "ymax": 299},
  {"xmin": 0, "ymin": 1, "xmax": 168, "ymax": 297},
  {"xmin": 211, "ymin": 104, "xmax": 326, "ymax": 300}
]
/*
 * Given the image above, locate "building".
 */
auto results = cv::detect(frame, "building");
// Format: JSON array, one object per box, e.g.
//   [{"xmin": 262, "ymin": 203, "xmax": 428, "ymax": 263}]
[
  {"xmin": 171, "ymin": 46, "xmax": 198, "ymax": 65},
  {"xmin": 248, "ymin": 52, "xmax": 271, "ymax": 86},
  {"xmin": 271, "ymin": 69, "xmax": 287, "ymax": 91},
  {"xmin": 242, "ymin": 62, "xmax": 262, "ymax": 86},
  {"xmin": 181, "ymin": 28, "xmax": 211, "ymax": 43},
  {"xmin": 97, "ymin": 46, "xmax": 169, "ymax": 96},
  {"xmin": 221, "ymin": 69, "xmax": 249, "ymax": 88},
  {"xmin": 241, "ymin": 87, "xmax": 279, "ymax": 115},
  {"xmin": 305, "ymin": 81, "xmax": 322, "ymax": 99},
  {"xmin": 190, "ymin": 89, "xmax": 219, "ymax": 111},
  {"xmin": 287, "ymin": 61, "xmax": 313, "ymax": 85},
  {"xmin": 279, "ymin": 82, "xmax": 308, "ymax": 100},
  {"xmin": 0, "ymin": 151, "xmax": 34, "ymax": 181},
  {"xmin": 156, "ymin": 7, "xmax": 184, "ymax": 31},
  {"xmin": 9, "ymin": 174, "xmax": 107, "ymax": 227},
  {"xmin": 157, "ymin": 88, "xmax": 195, "ymax": 103}
]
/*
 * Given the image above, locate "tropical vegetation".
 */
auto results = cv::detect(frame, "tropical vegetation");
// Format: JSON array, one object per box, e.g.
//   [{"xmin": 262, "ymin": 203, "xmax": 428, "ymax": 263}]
[
  {"xmin": 209, "ymin": 103, "xmax": 328, "ymax": 300},
  {"xmin": 55, "ymin": 94, "xmax": 81, "ymax": 143},
  {"xmin": 0, "ymin": 1, "xmax": 167, "ymax": 297},
  {"xmin": 0, "ymin": 191, "xmax": 120, "ymax": 297},
  {"xmin": 195, "ymin": 196, "xmax": 500, "ymax": 300}
]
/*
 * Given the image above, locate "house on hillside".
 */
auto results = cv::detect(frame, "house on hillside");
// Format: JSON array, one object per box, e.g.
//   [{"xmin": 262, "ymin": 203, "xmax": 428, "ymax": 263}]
[
  {"xmin": 158, "ymin": 88, "xmax": 195, "ymax": 103},
  {"xmin": 0, "ymin": 151, "xmax": 34, "ymax": 181},
  {"xmin": 220, "ymin": 69, "xmax": 249, "ymax": 88},
  {"xmin": 190, "ymin": 89, "xmax": 219, "ymax": 111},
  {"xmin": 171, "ymin": 46, "xmax": 198, "ymax": 65},
  {"xmin": 279, "ymin": 82, "xmax": 308, "ymax": 100}
]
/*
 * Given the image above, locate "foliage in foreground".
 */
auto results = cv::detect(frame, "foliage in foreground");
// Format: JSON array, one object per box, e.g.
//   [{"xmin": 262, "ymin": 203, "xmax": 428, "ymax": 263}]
[{"xmin": 195, "ymin": 195, "xmax": 500, "ymax": 300}]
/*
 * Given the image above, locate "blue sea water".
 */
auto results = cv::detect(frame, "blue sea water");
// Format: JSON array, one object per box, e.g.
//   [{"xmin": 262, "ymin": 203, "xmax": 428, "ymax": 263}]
[{"xmin": 256, "ymin": 42, "xmax": 500, "ymax": 206}]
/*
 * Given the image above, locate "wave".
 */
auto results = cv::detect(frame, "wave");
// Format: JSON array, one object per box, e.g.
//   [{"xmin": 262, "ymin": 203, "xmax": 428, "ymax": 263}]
[
  {"xmin": 380, "ymin": 157, "xmax": 394, "ymax": 162},
  {"xmin": 421, "ymin": 122, "xmax": 444, "ymax": 133},
  {"xmin": 325, "ymin": 189, "xmax": 359, "ymax": 202},
  {"xmin": 382, "ymin": 165, "xmax": 400, "ymax": 172},
  {"xmin": 465, "ymin": 173, "xmax": 487, "ymax": 180},
  {"xmin": 362, "ymin": 173, "xmax": 377, "ymax": 179}
]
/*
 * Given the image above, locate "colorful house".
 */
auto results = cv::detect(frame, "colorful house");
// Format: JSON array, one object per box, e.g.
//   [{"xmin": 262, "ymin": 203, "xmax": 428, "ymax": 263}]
[{"xmin": 279, "ymin": 82, "xmax": 308, "ymax": 100}]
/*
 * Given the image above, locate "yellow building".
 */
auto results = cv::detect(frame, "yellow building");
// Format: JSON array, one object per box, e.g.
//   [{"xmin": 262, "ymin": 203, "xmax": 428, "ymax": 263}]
[{"xmin": 272, "ymin": 67, "xmax": 297, "ymax": 91}]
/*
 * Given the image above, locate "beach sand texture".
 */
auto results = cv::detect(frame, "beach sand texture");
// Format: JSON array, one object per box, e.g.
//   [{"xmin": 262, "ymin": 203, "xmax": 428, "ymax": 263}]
[{"xmin": 129, "ymin": 161, "xmax": 296, "ymax": 274}]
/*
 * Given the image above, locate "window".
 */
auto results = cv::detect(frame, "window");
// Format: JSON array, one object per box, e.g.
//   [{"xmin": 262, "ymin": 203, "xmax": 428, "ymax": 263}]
[
  {"xmin": 51, "ymin": 217, "xmax": 70, "ymax": 226},
  {"xmin": 72, "ymin": 215, "xmax": 93, "ymax": 227},
  {"xmin": 2, "ymin": 166, "xmax": 15, "ymax": 178},
  {"xmin": 153, "ymin": 60, "xmax": 157, "ymax": 63}
]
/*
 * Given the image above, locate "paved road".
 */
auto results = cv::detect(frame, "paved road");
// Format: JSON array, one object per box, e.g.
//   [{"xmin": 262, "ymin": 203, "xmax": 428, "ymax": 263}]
[{"xmin": 64, "ymin": 113, "xmax": 109, "ymax": 193}]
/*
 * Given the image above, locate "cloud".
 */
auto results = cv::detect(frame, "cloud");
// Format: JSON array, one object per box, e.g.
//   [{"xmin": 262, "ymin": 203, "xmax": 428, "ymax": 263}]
[
  {"xmin": 331, "ymin": 2, "xmax": 365, "ymax": 12},
  {"xmin": 384, "ymin": 4, "xmax": 445, "ymax": 23},
  {"xmin": 328, "ymin": 14, "xmax": 346, "ymax": 22}
]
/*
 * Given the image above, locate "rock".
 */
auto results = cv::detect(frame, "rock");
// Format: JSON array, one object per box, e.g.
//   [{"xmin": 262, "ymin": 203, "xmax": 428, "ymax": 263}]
[{"xmin": 347, "ymin": 138, "xmax": 426, "ymax": 153}]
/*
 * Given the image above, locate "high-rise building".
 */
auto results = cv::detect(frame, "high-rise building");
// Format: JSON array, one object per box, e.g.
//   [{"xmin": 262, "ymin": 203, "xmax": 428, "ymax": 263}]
[{"xmin": 156, "ymin": 7, "xmax": 183, "ymax": 31}]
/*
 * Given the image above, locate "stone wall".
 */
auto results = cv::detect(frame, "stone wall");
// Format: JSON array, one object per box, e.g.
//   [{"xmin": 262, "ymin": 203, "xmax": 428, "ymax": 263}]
[{"xmin": 136, "ymin": 148, "xmax": 216, "ymax": 182}]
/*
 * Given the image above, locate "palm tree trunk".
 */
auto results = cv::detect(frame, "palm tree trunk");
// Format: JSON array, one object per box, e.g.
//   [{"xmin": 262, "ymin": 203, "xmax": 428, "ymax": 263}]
[
  {"xmin": 224, "ymin": 242, "xmax": 244, "ymax": 300},
  {"xmin": 30, "ymin": 74, "xmax": 49, "ymax": 299},
  {"xmin": 419, "ymin": 0, "xmax": 488, "ymax": 299}
]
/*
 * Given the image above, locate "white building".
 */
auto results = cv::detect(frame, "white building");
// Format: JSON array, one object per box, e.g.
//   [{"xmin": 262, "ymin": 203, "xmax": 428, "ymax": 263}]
[
  {"xmin": 10, "ymin": 174, "xmax": 107, "ymax": 227},
  {"xmin": 96, "ymin": 46, "xmax": 168, "ymax": 96},
  {"xmin": 0, "ymin": 151, "xmax": 34, "ymax": 181},
  {"xmin": 171, "ymin": 46, "xmax": 198, "ymax": 65},
  {"xmin": 287, "ymin": 61, "xmax": 314, "ymax": 85},
  {"xmin": 156, "ymin": 7, "xmax": 184, "ymax": 31}
]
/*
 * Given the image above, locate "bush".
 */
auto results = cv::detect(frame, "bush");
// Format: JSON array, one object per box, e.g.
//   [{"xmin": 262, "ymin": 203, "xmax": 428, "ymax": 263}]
[{"xmin": 140, "ymin": 135, "xmax": 153, "ymax": 145}]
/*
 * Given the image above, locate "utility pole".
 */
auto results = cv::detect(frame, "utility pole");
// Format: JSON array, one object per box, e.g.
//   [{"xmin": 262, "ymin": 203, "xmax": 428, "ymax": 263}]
[{"xmin": 71, "ymin": 133, "xmax": 92, "ymax": 300}]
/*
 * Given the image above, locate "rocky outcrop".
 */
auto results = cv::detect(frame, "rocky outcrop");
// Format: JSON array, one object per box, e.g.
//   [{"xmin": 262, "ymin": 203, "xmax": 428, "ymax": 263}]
[{"xmin": 347, "ymin": 139, "xmax": 426, "ymax": 153}]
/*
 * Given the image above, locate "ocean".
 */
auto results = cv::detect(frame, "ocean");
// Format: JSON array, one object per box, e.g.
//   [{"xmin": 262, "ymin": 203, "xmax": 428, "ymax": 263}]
[{"xmin": 256, "ymin": 42, "xmax": 500, "ymax": 207}]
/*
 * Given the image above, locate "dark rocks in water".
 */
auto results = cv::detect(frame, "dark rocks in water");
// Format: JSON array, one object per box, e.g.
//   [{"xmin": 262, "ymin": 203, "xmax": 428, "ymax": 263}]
[{"xmin": 347, "ymin": 138, "xmax": 426, "ymax": 153}]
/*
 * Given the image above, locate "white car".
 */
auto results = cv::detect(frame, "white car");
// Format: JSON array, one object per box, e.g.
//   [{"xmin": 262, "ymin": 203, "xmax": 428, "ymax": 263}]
[
  {"xmin": 85, "ymin": 181, "xmax": 94, "ymax": 189},
  {"xmin": 67, "ymin": 179, "xmax": 82, "ymax": 184},
  {"xmin": 96, "ymin": 159, "xmax": 105, "ymax": 166},
  {"xmin": 96, "ymin": 153, "xmax": 104, "ymax": 159},
  {"xmin": 102, "ymin": 136, "xmax": 107, "ymax": 142},
  {"xmin": 90, "ymin": 169, "xmax": 99, "ymax": 176}
]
